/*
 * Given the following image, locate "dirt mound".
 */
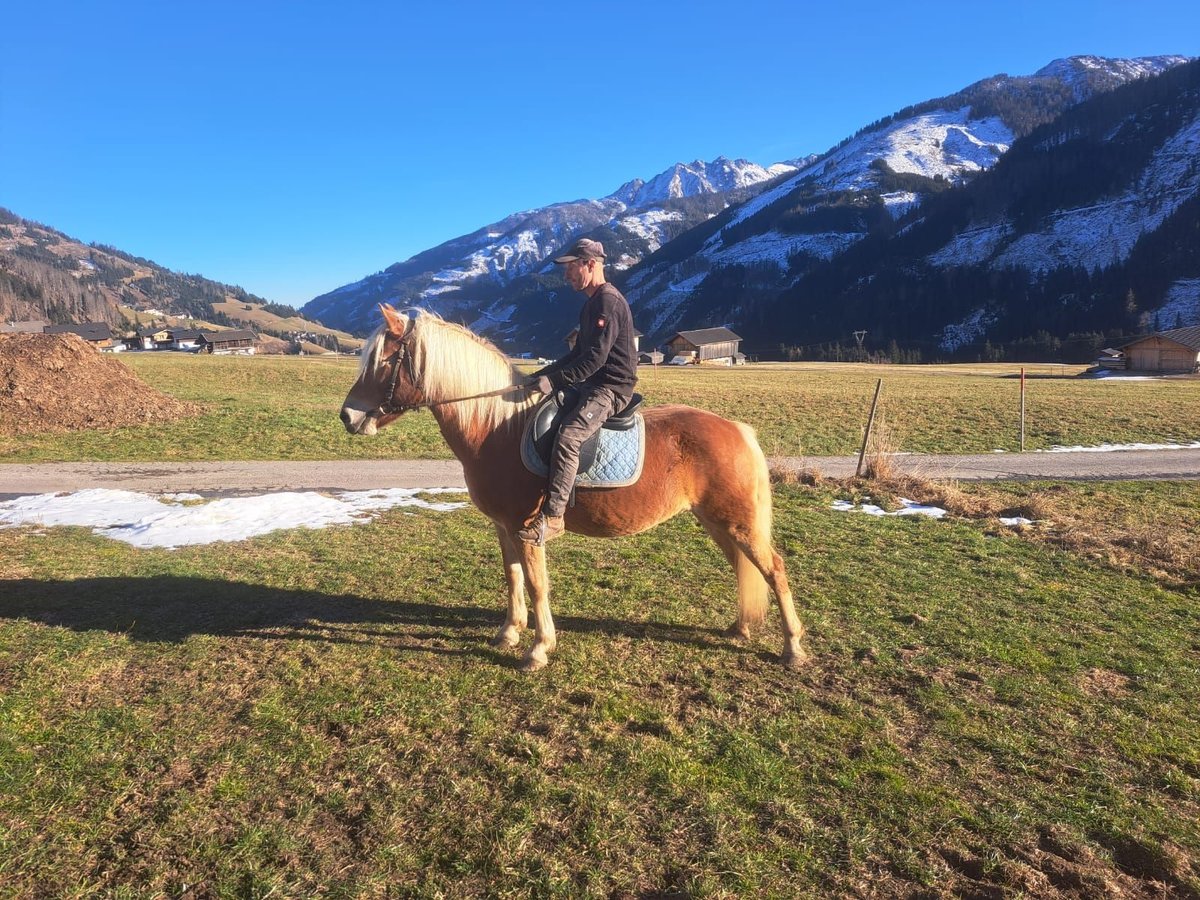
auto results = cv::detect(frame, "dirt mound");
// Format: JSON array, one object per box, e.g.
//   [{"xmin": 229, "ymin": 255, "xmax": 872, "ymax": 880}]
[{"xmin": 0, "ymin": 333, "xmax": 201, "ymax": 435}]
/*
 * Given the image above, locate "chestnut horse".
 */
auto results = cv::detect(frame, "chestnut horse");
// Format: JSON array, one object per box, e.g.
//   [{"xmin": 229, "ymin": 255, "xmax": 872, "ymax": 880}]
[{"xmin": 340, "ymin": 305, "xmax": 807, "ymax": 671}]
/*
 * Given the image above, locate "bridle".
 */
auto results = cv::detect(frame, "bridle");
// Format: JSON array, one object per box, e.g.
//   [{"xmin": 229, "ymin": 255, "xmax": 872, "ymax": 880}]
[{"xmin": 374, "ymin": 335, "xmax": 529, "ymax": 417}]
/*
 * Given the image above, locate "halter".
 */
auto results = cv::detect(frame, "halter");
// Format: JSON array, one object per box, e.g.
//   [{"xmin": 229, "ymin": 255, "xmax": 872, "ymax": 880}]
[{"xmin": 374, "ymin": 335, "xmax": 529, "ymax": 417}]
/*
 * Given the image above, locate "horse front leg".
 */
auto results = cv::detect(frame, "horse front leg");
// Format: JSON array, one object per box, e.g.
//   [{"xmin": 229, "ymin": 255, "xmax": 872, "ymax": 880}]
[
  {"xmin": 491, "ymin": 524, "xmax": 527, "ymax": 650},
  {"xmin": 515, "ymin": 540, "xmax": 555, "ymax": 671}
]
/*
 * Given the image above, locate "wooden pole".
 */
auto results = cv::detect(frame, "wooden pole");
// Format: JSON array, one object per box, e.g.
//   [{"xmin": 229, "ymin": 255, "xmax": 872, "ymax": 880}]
[
  {"xmin": 1020, "ymin": 367, "xmax": 1026, "ymax": 452},
  {"xmin": 856, "ymin": 378, "xmax": 883, "ymax": 477}
]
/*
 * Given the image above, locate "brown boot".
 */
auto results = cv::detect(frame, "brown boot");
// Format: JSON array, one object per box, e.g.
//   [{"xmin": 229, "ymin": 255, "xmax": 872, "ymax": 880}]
[{"xmin": 516, "ymin": 514, "xmax": 565, "ymax": 546}]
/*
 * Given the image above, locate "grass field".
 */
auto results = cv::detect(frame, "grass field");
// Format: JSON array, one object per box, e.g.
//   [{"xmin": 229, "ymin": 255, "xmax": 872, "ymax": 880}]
[
  {"xmin": 2, "ymin": 353, "xmax": 1199, "ymax": 895},
  {"xmin": 1, "ymin": 481, "xmax": 1198, "ymax": 896},
  {"xmin": 2, "ymin": 354, "xmax": 1200, "ymax": 461}
]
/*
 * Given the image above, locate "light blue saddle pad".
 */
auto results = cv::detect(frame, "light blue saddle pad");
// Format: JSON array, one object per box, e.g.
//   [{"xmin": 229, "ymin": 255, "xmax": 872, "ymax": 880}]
[{"xmin": 520, "ymin": 414, "xmax": 645, "ymax": 488}]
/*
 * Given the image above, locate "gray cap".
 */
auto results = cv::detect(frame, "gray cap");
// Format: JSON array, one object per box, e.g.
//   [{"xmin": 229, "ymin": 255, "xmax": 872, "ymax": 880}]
[{"xmin": 553, "ymin": 238, "xmax": 606, "ymax": 263}]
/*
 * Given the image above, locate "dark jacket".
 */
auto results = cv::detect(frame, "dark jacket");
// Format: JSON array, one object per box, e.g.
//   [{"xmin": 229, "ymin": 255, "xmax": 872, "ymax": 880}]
[{"xmin": 535, "ymin": 283, "xmax": 637, "ymax": 399}]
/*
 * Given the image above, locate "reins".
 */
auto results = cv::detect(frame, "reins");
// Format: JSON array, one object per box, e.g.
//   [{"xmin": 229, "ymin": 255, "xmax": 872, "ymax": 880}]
[{"xmin": 375, "ymin": 339, "xmax": 530, "ymax": 416}]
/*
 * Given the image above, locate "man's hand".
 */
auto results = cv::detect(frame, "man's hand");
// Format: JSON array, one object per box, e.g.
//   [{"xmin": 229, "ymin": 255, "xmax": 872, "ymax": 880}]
[{"xmin": 527, "ymin": 374, "xmax": 553, "ymax": 395}]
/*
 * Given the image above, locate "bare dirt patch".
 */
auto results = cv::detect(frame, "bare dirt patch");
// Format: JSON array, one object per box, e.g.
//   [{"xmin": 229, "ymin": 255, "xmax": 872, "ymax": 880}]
[{"xmin": 0, "ymin": 333, "xmax": 200, "ymax": 434}]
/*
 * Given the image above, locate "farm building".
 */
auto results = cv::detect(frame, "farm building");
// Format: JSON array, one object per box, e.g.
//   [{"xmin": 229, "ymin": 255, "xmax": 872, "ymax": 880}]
[
  {"xmin": 197, "ymin": 329, "xmax": 257, "ymax": 355},
  {"xmin": 44, "ymin": 322, "xmax": 114, "ymax": 349},
  {"xmin": 135, "ymin": 324, "xmax": 174, "ymax": 350},
  {"xmin": 665, "ymin": 327, "xmax": 745, "ymax": 365},
  {"xmin": 1118, "ymin": 327, "xmax": 1200, "ymax": 373},
  {"xmin": 169, "ymin": 329, "xmax": 205, "ymax": 351},
  {"xmin": 639, "ymin": 350, "xmax": 664, "ymax": 365}
]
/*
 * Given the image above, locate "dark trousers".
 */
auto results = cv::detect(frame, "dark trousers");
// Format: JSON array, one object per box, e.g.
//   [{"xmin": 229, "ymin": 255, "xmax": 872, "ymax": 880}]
[{"xmin": 544, "ymin": 385, "xmax": 621, "ymax": 517}]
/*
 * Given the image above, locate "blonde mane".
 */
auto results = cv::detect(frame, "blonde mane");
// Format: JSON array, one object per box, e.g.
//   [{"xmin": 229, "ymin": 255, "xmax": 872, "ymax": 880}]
[{"xmin": 362, "ymin": 309, "xmax": 537, "ymax": 433}]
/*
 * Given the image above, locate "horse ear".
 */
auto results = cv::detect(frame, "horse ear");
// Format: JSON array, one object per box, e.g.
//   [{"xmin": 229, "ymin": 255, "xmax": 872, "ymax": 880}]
[{"xmin": 379, "ymin": 303, "xmax": 407, "ymax": 338}]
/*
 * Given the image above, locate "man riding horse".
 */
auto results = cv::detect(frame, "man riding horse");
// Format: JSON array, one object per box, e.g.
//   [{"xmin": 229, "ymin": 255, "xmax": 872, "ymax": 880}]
[{"xmin": 519, "ymin": 238, "xmax": 638, "ymax": 545}]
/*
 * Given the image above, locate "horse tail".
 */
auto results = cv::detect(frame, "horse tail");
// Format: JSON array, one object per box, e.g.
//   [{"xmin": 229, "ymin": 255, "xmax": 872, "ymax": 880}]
[{"xmin": 733, "ymin": 421, "xmax": 772, "ymax": 628}]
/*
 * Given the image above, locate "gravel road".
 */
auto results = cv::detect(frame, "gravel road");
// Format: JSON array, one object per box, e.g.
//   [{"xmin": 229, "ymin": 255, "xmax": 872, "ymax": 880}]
[{"xmin": 2, "ymin": 448, "xmax": 1198, "ymax": 498}]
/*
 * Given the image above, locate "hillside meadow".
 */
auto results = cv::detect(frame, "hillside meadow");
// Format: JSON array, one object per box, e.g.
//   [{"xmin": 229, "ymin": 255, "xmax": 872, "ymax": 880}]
[
  {"xmin": 2, "ymin": 353, "xmax": 1200, "ymax": 462},
  {"xmin": 2, "ymin": 352, "xmax": 1199, "ymax": 895}
]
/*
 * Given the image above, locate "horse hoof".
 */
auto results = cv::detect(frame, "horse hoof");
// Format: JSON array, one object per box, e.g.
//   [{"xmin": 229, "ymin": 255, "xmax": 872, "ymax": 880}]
[
  {"xmin": 491, "ymin": 629, "xmax": 521, "ymax": 650},
  {"xmin": 520, "ymin": 654, "xmax": 548, "ymax": 673},
  {"xmin": 724, "ymin": 623, "xmax": 752, "ymax": 642},
  {"xmin": 781, "ymin": 648, "xmax": 810, "ymax": 671}
]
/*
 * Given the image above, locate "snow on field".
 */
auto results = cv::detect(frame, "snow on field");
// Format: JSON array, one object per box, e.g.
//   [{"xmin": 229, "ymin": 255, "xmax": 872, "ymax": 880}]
[
  {"xmin": 831, "ymin": 498, "xmax": 947, "ymax": 518},
  {"xmin": 1038, "ymin": 441, "xmax": 1200, "ymax": 453},
  {"xmin": 0, "ymin": 488, "xmax": 467, "ymax": 550}
]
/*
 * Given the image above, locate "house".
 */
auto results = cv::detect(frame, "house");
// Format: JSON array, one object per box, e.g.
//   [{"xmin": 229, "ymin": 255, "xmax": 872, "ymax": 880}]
[
  {"xmin": 136, "ymin": 324, "xmax": 174, "ymax": 350},
  {"xmin": 44, "ymin": 322, "xmax": 114, "ymax": 349},
  {"xmin": 197, "ymin": 329, "xmax": 257, "ymax": 355},
  {"xmin": 639, "ymin": 350, "xmax": 664, "ymax": 366},
  {"xmin": 565, "ymin": 326, "xmax": 643, "ymax": 352},
  {"xmin": 1118, "ymin": 327, "xmax": 1200, "ymax": 373},
  {"xmin": 665, "ymin": 327, "xmax": 744, "ymax": 365}
]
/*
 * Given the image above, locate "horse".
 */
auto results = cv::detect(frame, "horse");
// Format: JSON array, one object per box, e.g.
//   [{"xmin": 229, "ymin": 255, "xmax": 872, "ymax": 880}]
[{"xmin": 339, "ymin": 304, "xmax": 808, "ymax": 672}]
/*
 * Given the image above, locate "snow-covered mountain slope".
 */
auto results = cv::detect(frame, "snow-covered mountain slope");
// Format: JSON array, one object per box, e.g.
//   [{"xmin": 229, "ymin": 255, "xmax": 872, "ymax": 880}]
[
  {"xmin": 607, "ymin": 157, "xmax": 807, "ymax": 208},
  {"xmin": 622, "ymin": 55, "xmax": 1191, "ymax": 341},
  {"xmin": 737, "ymin": 57, "xmax": 1200, "ymax": 359},
  {"xmin": 939, "ymin": 110, "xmax": 1200, "ymax": 275},
  {"xmin": 301, "ymin": 156, "xmax": 799, "ymax": 336}
]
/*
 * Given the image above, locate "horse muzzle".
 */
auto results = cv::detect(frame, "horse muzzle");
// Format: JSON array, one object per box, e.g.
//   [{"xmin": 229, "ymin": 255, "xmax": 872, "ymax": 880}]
[{"xmin": 340, "ymin": 406, "xmax": 378, "ymax": 436}]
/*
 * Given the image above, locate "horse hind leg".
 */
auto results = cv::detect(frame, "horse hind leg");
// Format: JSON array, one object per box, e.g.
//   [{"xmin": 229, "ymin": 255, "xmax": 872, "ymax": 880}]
[
  {"xmin": 696, "ymin": 517, "xmax": 767, "ymax": 642},
  {"xmin": 696, "ymin": 500, "xmax": 808, "ymax": 670},
  {"xmin": 491, "ymin": 524, "xmax": 527, "ymax": 650}
]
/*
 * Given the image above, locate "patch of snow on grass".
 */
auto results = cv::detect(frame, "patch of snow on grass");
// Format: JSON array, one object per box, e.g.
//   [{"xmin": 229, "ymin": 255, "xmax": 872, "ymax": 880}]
[
  {"xmin": 0, "ymin": 488, "xmax": 467, "ymax": 550},
  {"xmin": 832, "ymin": 498, "xmax": 947, "ymax": 519},
  {"xmin": 1038, "ymin": 441, "xmax": 1200, "ymax": 453}
]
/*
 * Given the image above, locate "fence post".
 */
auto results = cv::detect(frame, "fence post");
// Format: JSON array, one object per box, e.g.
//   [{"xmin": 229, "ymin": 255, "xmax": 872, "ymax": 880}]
[
  {"xmin": 856, "ymin": 378, "xmax": 883, "ymax": 477},
  {"xmin": 1020, "ymin": 367, "xmax": 1026, "ymax": 452}
]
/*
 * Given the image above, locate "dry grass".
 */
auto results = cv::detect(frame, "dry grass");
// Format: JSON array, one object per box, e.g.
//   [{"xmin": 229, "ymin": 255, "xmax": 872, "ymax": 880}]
[{"xmin": 814, "ymin": 451, "xmax": 1200, "ymax": 588}]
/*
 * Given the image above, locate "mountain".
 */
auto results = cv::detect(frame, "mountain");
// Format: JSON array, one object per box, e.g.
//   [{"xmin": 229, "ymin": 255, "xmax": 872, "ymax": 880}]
[
  {"xmin": 301, "ymin": 55, "xmax": 1190, "ymax": 357},
  {"xmin": 300, "ymin": 156, "xmax": 812, "ymax": 340},
  {"xmin": 622, "ymin": 55, "xmax": 1193, "ymax": 343},
  {"xmin": 737, "ymin": 57, "xmax": 1200, "ymax": 361},
  {"xmin": 0, "ymin": 212, "xmax": 360, "ymax": 350}
]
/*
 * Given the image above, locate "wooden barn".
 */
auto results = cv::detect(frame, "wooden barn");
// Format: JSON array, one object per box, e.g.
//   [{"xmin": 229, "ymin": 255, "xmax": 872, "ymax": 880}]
[
  {"xmin": 1119, "ymin": 327, "xmax": 1200, "ymax": 373},
  {"xmin": 665, "ymin": 327, "xmax": 744, "ymax": 365},
  {"xmin": 197, "ymin": 329, "xmax": 257, "ymax": 355}
]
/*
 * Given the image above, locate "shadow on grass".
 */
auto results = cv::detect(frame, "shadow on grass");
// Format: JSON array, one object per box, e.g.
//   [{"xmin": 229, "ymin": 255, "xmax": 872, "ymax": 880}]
[{"xmin": 1, "ymin": 576, "xmax": 745, "ymax": 662}]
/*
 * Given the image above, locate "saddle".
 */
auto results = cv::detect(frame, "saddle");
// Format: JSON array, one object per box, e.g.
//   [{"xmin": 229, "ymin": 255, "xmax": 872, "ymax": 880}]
[{"xmin": 520, "ymin": 389, "xmax": 646, "ymax": 488}]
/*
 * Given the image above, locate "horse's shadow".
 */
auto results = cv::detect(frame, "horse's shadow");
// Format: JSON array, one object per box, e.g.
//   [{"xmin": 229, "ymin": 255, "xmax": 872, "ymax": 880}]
[{"xmin": 0, "ymin": 576, "xmax": 745, "ymax": 663}]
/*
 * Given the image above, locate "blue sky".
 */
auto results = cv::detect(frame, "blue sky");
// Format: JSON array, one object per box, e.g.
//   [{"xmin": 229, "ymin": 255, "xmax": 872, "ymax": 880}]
[{"xmin": 2, "ymin": 1, "xmax": 1196, "ymax": 305}]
